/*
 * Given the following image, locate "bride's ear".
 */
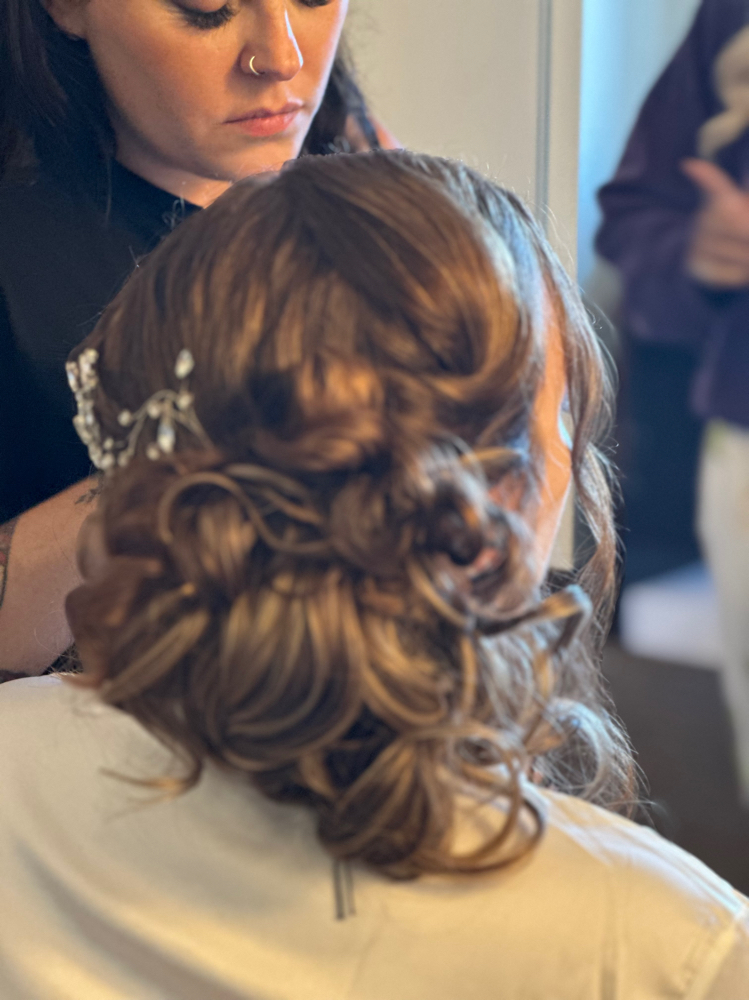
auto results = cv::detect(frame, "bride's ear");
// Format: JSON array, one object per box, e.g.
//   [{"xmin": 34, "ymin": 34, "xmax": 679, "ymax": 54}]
[{"xmin": 41, "ymin": 0, "xmax": 88, "ymax": 40}]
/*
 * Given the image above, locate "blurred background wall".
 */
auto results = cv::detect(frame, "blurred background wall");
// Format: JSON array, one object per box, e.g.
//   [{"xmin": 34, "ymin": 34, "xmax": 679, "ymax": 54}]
[
  {"xmin": 350, "ymin": 0, "xmax": 700, "ymax": 278},
  {"xmin": 349, "ymin": 1, "xmax": 547, "ymax": 203}
]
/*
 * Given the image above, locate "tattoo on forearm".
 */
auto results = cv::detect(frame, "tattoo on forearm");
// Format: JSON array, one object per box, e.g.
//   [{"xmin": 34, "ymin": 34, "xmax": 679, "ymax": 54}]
[
  {"xmin": 0, "ymin": 517, "xmax": 19, "ymax": 609},
  {"xmin": 75, "ymin": 482, "xmax": 102, "ymax": 506}
]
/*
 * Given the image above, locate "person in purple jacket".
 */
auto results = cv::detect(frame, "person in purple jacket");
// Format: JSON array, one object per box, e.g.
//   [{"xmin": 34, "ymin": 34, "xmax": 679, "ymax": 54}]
[{"xmin": 597, "ymin": 0, "xmax": 749, "ymax": 802}]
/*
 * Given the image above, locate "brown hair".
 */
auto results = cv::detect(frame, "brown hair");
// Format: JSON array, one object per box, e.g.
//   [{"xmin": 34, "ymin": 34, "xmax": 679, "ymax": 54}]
[{"xmin": 67, "ymin": 151, "xmax": 634, "ymax": 879}]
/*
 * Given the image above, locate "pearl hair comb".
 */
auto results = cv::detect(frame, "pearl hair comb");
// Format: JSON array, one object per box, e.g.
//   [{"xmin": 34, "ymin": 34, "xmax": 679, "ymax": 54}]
[{"xmin": 67, "ymin": 347, "xmax": 210, "ymax": 471}]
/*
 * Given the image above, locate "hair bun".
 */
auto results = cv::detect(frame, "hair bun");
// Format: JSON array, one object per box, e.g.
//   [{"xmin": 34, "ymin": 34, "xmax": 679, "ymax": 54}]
[{"xmin": 425, "ymin": 483, "xmax": 485, "ymax": 567}]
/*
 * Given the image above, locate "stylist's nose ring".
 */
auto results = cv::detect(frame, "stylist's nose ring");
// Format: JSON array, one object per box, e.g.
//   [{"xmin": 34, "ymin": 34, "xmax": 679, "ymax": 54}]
[{"xmin": 248, "ymin": 55, "xmax": 262, "ymax": 77}]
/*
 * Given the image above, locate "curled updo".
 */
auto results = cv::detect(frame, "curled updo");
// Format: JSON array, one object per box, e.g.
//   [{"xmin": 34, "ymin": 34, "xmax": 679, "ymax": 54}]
[{"xmin": 67, "ymin": 151, "xmax": 633, "ymax": 878}]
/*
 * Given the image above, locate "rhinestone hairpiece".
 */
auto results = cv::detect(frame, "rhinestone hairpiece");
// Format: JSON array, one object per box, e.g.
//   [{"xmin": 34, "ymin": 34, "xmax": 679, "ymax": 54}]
[{"xmin": 67, "ymin": 347, "xmax": 210, "ymax": 471}]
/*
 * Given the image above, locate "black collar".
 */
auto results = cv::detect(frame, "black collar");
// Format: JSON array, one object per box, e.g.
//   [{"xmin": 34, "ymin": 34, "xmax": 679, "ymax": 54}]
[{"xmin": 107, "ymin": 161, "xmax": 202, "ymax": 251}]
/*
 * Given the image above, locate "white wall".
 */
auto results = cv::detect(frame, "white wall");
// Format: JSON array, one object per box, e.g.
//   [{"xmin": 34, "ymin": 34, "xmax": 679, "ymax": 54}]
[
  {"xmin": 349, "ymin": 0, "xmax": 584, "ymax": 252},
  {"xmin": 348, "ymin": 1, "xmax": 543, "ymax": 203},
  {"xmin": 578, "ymin": 0, "xmax": 702, "ymax": 285}
]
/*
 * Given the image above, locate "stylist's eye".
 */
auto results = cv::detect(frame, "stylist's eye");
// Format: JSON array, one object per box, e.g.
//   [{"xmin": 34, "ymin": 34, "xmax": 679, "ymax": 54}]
[
  {"xmin": 297, "ymin": 0, "xmax": 335, "ymax": 7},
  {"xmin": 177, "ymin": 3, "xmax": 236, "ymax": 30}
]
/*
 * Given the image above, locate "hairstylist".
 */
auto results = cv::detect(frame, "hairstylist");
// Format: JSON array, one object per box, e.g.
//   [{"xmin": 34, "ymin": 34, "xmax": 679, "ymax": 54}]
[{"xmin": 0, "ymin": 0, "xmax": 396, "ymax": 675}]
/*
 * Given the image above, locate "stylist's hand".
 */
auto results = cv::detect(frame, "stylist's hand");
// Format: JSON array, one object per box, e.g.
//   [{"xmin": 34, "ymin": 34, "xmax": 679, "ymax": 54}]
[{"xmin": 682, "ymin": 158, "xmax": 749, "ymax": 288}]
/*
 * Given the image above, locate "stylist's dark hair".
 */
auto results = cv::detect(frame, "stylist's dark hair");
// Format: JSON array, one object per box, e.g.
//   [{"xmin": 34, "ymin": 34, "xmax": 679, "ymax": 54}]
[{"xmin": 0, "ymin": 0, "xmax": 379, "ymax": 190}]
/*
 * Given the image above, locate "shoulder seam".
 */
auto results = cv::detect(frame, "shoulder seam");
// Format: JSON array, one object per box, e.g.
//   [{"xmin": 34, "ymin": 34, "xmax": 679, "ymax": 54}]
[{"xmin": 683, "ymin": 901, "xmax": 749, "ymax": 1000}]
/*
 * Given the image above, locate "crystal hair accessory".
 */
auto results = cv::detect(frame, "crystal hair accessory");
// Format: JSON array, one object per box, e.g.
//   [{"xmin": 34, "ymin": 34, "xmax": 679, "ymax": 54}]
[{"xmin": 67, "ymin": 347, "xmax": 210, "ymax": 471}]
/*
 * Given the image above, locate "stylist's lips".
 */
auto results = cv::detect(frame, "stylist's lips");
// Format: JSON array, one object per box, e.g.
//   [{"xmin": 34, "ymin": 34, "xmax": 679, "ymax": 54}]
[{"xmin": 227, "ymin": 103, "xmax": 303, "ymax": 137}]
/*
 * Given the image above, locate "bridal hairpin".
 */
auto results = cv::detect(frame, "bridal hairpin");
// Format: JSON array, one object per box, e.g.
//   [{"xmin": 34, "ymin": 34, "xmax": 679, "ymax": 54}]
[{"xmin": 67, "ymin": 347, "xmax": 210, "ymax": 471}]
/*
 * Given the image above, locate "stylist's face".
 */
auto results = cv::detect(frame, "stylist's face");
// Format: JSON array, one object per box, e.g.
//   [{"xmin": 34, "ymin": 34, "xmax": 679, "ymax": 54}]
[{"xmin": 46, "ymin": 0, "xmax": 348, "ymax": 204}]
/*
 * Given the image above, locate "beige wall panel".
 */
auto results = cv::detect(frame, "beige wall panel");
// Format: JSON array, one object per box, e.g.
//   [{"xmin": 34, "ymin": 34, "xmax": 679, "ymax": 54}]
[{"xmin": 348, "ymin": 1, "xmax": 542, "ymax": 203}]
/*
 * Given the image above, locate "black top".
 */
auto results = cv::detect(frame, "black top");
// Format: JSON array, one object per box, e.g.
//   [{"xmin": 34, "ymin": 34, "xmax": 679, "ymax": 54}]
[{"xmin": 0, "ymin": 164, "xmax": 200, "ymax": 521}]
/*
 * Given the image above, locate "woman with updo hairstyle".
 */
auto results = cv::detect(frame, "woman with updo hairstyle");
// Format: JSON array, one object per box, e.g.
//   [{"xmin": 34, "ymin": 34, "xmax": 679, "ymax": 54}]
[
  {"xmin": 0, "ymin": 0, "xmax": 396, "ymax": 675},
  {"xmin": 0, "ymin": 152, "xmax": 746, "ymax": 997}
]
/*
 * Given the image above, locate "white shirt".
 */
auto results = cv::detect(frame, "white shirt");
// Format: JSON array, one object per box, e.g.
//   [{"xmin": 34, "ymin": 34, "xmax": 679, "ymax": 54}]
[{"xmin": 0, "ymin": 676, "xmax": 747, "ymax": 1000}]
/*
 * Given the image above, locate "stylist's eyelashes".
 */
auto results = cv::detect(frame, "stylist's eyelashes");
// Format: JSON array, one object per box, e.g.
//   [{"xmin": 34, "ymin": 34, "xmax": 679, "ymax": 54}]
[
  {"xmin": 176, "ymin": 3, "xmax": 237, "ymax": 31},
  {"xmin": 176, "ymin": 0, "xmax": 333, "ymax": 30}
]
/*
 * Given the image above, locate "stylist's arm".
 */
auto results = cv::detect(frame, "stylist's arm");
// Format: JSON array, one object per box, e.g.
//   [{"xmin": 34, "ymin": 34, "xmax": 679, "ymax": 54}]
[{"xmin": 0, "ymin": 479, "xmax": 96, "ymax": 676}]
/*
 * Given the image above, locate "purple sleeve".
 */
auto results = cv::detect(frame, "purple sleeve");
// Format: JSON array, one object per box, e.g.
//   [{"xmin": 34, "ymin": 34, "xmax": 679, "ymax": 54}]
[{"xmin": 596, "ymin": 0, "xmax": 747, "ymax": 348}]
